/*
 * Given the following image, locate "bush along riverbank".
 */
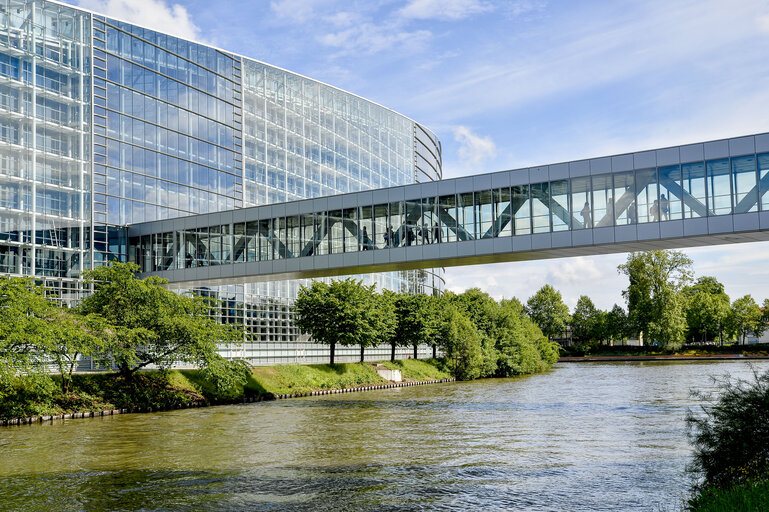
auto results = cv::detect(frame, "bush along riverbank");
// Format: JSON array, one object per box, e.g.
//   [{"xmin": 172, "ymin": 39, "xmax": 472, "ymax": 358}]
[
  {"xmin": 0, "ymin": 359, "xmax": 456, "ymax": 425},
  {"xmin": 685, "ymin": 368, "xmax": 769, "ymax": 511}
]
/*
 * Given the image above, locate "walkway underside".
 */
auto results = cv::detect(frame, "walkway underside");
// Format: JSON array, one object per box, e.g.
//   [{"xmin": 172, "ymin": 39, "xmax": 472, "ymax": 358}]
[{"xmin": 128, "ymin": 133, "xmax": 769, "ymax": 288}]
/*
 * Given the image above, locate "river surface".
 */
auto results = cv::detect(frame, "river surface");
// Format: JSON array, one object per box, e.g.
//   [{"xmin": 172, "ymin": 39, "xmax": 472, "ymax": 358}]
[{"xmin": 1, "ymin": 360, "xmax": 767, "ymax": 511}]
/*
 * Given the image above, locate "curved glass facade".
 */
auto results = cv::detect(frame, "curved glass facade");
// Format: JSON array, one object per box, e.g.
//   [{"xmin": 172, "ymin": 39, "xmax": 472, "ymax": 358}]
[{"xmin": 0, "ymin": 0, "xmax": 443, "ymax": 364}]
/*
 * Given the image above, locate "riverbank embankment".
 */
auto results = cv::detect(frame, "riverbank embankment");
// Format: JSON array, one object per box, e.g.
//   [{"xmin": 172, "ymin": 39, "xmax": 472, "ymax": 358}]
[
  {"xmin": 1, "ymin": 359, "xmax": 453, "ymax": 427},
  {"xmin": 560, "ymin": 354, "xmax": 769, "ymax": 362}
]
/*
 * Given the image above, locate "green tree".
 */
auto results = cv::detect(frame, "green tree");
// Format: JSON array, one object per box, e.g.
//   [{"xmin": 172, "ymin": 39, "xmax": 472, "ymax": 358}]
[
  {"xmin": 603, "ymin": 304, "xmax": 629, "ymax": 345},
  {"xmin": 495, "ymin": 298, "xmax": 556, "ymax": 376},
  {"xmin": 618, "ymin": 250, "xmax": 693, "ymax": 349},
  {"xmin": 570, "ymin": 295, "xmax": 604, "ymax": 349},
  {"xmin": 394, "ymin": 293, "xmax": 438, "ymax": 361},
  {"xmin": 78, "ymin": 263, "xmax": 246, "ymax": 387},
  {"xmin": 526, "ymin": 284, "xmax": 570, "ymax": 341},
  {"xmin": 295, "ymin": 278, "xmax": 382, "ymax": 364},
  {"xmin": 46, "ymin": 311, "xmax": 110, "ymax": 395},
  {"xmin": 436, "ymin": 305, "xmax": 485, "ymax": 381},
  {"xmin": 683, "ymin": 276, "xmax": 730, "ymax": 344},
  {"xmin": 728, "ymin": 295, "xmax": 764, "ymax": 344}
]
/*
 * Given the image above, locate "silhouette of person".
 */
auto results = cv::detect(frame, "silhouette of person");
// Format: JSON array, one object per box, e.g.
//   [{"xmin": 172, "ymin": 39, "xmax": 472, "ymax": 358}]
[
  {"xmin": 580, "ymin": 201, "xmax": 592, "ymax": 228},
  {"xmin": 433, "ymin": 222, "xmax": 440, "ymax": 243},
  {"xmin": 660, "ymin": 194, "xmax": 670, "ymax": 221},
  {"xmin": 362, "ymin": 226, "xmax": 371, "ymax": 250},
  {"xmin": 649, "ymin": 199, "xmax": 660, "ymax": 222}
]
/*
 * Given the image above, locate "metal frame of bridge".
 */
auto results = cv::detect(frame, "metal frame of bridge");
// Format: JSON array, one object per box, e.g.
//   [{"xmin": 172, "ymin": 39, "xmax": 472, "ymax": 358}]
[{"xmin": 129, "ymin": 133, "xmax": 769, "ymax": 288}]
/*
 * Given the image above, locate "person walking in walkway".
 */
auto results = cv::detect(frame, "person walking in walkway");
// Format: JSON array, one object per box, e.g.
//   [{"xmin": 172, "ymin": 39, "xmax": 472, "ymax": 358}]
[{"xmin": 580, "ymin": 201, "xmax": 592, "ymax": 228}]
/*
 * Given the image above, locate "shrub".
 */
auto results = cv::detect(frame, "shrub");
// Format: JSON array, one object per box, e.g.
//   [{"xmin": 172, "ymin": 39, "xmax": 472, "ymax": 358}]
[{"xmin": 686, "ymin": 367, "xmax": 769, "ymax": 491}]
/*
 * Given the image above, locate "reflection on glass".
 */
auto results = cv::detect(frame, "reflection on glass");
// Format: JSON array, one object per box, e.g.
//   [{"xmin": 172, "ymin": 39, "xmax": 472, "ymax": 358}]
[
  {"xmin": 550, "ymin": 180, "xmax": 569, "ymax": 231},
  {"xmin": 591, "ymin": 174, "xmax": 613, "ymax": 227},
  {"xmin": 681, "ymin": 162, "xmax": 707, "ymax": 219},
  {"xmin": 760, "ymin": 154, "xmax": 769, "ymax": 211},
  {"xmin": 530, "ymin": 183, "xmax": 549, "ymax": 233},
  {"xmin": 707, "ymin": 159, "xmax": 731, "ymax": 215},
  {"xmin": 571, "ymin": 177, "xmax": 591, "ymax": 229},
  {"xmin": 475, "ymin": 190, "xmax": 493, "ymax": 239},
  {"xmin": 512, "ymin": 185, "xmax": 531, "ymax": 235},
  {"xmin": 635, "ymin": 168, "xmax": 659, "ymax": 223},
  {"xmin": 493, "ymin": 188, "xmax": 512, "ymax": 238},
  {"xmin": 438, "ymin": 195, "xmax": 456, "ymax": 243},
  {"xmin": 658, "ymin": 165, "xmax": 683, "ymax": 221},
  {"xmin": 612, "ymin": 172, "xmax": 635, "ymax": 225},
  {"xmin": 731, "ymin": 156, "xmax": 757, "ymax": 214},
  {"xmin": 457, "ymin": 193, "xmax": 474, "ymax": 240}
]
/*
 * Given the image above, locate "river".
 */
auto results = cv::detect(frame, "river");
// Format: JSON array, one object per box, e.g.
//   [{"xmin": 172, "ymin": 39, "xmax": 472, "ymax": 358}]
[{"xmin": 1, "ymin": 360, "xmax": 767, "ymax": 511}]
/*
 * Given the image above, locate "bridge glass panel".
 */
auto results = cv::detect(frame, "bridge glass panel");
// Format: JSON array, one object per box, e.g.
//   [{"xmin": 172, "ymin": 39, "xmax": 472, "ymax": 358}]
[
  {"xmin": 611, "ymin": 172, "xmax": 635, "ymax": 225},
  {"xmin": 493, "ymin": 188, "xmax": 512, "ymax": 238},
  {"xmin": 707, "ymin": 159, "xmax": 732, "ymax": 215},
  {"xmin": 373, "ymin": 203, "xmax": 388, "ymax": 248},
  {"xmin": 512, "ymin": 184, "xmax": 531, "ymax": 235},
  {"xmin": 731, "ymin": 155, "xmax": 757, "ymax": 214},
  {"xmin": 681, "ymin": 162, "xmax": 707, "ymax": 218},
  {"xmin": 360, "ymin": 206, "xmax": 374, "ymax": 250},
  {"xmin": 233, "ymin": 223, "xmax": 245, "ymax": 262},
  {"xmin": 246, "ymin": 221, "xmax": 258, "ymax": 261},
  {"xmin": 196, "ymin": 227, "xmax": 209, "ymax": 266},
  {"xmin": 530, "ymin": 183, "xmax": 550, "ymax": 233},
  {"xmin": 550, "ymin": 180, "xmax": 569, "ymax": 231},
  {"xmin": 658, "ymin": 165, "xmax": 683, "ymax": 221},
  {"xmin": 140, "ymin": 234, "xmax": 151, "ymax": 271},
  {"xmin": 275, "ymin": 219, "xmax": 287, "ymax": 259},
  {"xmin": 389, "ymin": 201, "xmax": 404, "ymax": 247},
  {"xmin": 420, "ymin": 197, "xmax": 439, "ymax": 244},
  {"xmin": 328, "ymin": 209, "xmax": 344, "ymax": 253},
  {"xmin": 343, "ymin": 208, "xmax": 358, "ymax": 252},
  {"xmin": 571, "ymin": 177, "xmax": 591, "ymax": 229},
  {"xmin": 299, "ymin": 214, "xmax": 314, "ymax": 256},
  {"xmin": 591, "ymin": 174, "xmax": 614, "ymax": 227},
  {"xmin": 476, "ymin": 190, "xmax": 493, "ymax": 239},
  {"xmin": 405, "ymin": 200, "xmax": 421, "ymax": 246},
  {"xmin": 209, "ymin": 225, "xmax": 222, "ymax": 265},
  {"xmin": 286, "ymin": 215, "xmax": 300, "ymax": 257},
  {"xmin": 759, "ymin": 154, "xmax": 769, "ymax": 211},
  {"xmin": 438, "ymin": 194, "xmax": 457, "ymax": 243},
  {"xmin": 257, "ymin": 219, "xmax": 273, "ymax": 260},
  {"xmin": 457, "ymin": 192, "xmax": 475, "ymax": 240},
  {"xmin": 635, "ymin": 168, "xmax": 659, "ymax": 223},
  {"xmin": 315, "ymin": 212, "xmax": 329, "ymax": 255}
]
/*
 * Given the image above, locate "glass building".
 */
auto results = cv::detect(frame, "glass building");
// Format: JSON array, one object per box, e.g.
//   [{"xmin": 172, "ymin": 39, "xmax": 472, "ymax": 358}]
[{"xmin": 0, "ymin": 0, "xmax": 444, "ymax": 364}]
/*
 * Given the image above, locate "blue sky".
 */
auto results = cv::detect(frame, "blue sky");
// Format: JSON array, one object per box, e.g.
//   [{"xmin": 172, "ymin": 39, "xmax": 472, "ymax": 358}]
[{"xmin": 69, "ymin": 0, "xmax": 769, "ymax": 310}]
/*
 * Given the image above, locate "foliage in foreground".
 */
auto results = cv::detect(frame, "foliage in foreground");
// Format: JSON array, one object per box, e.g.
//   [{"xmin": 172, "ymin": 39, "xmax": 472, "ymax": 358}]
[
  {"xmin": 686, "ymin": 368, "xmax": 769, "ymax": 508},
  {"xmin": 686, "ymin": 478, "xmax": 769, "ymax": 512}
]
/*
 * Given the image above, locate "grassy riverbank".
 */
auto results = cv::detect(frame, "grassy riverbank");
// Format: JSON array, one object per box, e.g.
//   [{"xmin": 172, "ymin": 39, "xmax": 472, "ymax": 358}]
[
  {"xmin": 560, "ymin": 343, "xmax": 769, "ymax": 358},
  {"xmin": 1, "ymin": 359, "xmax": 451, "ymax": 421},
  {"xmin": 687, "ymin": 479, "xmax": 769, "ymax": 511}
]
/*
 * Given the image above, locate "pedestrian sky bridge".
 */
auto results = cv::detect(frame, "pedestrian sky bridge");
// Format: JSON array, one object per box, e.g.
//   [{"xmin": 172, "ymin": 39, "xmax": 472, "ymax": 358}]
[{"xmin": 128, "ymin": 133, "xmax": 769, "ymax": 288}]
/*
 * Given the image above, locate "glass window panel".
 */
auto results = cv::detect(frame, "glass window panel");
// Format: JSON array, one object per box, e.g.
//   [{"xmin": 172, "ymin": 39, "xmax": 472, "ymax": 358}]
[
  {"xmin": 475, "ymin": 190, "xmax": 493, "ymax": 239},
  {"xmin": 420, "ymin": 197, "xmax": 439, "ymax": 244},
  {"xmin": 493, "ymin": 188, "xmax": 512, "ymax": 238},
  {"xmin": 360, "ymin": 206, "xmax": 374, "ymax": 250},
  {"xmin": 707, "ymin": 158, "xmax": 731, "ymax": 215},
  {"xmin": 286, "ymin": 215, "xmax": 300, "ymax": 257},
  {"xmin": 658, "ymin": 165, "xmax": 683, "ymax": 221},
  {"xmin": 457, "ymin": 192, "xmax": 475, "ymax": 240},
  {"xmin": 590, "ymin": 175, "xmax": 614, "ymax": 227},
  {"xmin": 405, "ymin": 200, "xmax": 421, "ymax": 246},
  {"xmin": 438, "ymin": 194, "xmax": 456, "ymax": 243},
  {"xmin": 612, "ymin": 172, "xmax": 635, "ymax": 225},
  {"xmin": 530, "ymin": 183, "xmax": 550, "ymax": 233},
  {"xmin": 258, "ymin": 219, "xmax": 273, "ymax": 260},
  {"xmin": 512, "ymin": 185, "xmax": 531, "ymax": 235},
  {"xmin": 759, "ymin": 154, "xmax": 769, "ymax": 211},
  {"xmin": 388, "ymin": 201, "xmax": 404, "ymax": 247},
  {"xmin": 343, "ymin": 208, "xmax": 358, "ymax": 252},
  {"xmin": 374, "ymin": 204, "xmax": 389, "ymax": 248},
  {"xmin": 732, "ymin": 155, "xmax": 757, "ymax": 214},
  {"xmin": 550, "ymin": 180, "xmax": 570, "ymax": 231},
  {"xmin": 681, "ymin": 162, "xmax": 707, "ymax": 218},
  {"xmin": 571, "ymin": 177, "xmax": 592, "ymax": 229},
  {"xmin": 635, "ymin": 168, "xmax": 659, "ymax": 223},
  {"xmin": 315, "ymin": 212, "xmax": 329, "ymax": 255},
  {"xmin": 328, "ymin": 209, "xmax": 343, "ymax": 253}
]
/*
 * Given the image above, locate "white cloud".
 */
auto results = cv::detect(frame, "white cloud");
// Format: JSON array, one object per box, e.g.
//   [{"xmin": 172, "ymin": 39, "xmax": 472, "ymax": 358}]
[
  {"xmin": 78, "ymin": 0, "xmax": 202, "ymax": 42},
  {"xmin": 399, "ymin": 0, "xmax": 493, "ymax": 21},
  {"xmin": 270, "ymin": 0, "xmax": 329, "ymax": 24},
  {"xmin": 454, "ymin": 126, "xmax": 497, "ymax": 166},
  {"xmin": 319, "ymin": 23, "xmax": 431, "ymax": 55}
]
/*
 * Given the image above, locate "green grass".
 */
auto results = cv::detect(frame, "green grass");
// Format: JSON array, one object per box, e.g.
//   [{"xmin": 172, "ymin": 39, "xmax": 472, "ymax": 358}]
[
  {"xmin": 379, "ymin": 359, "xmax": 451, "ymax": 381},
  {"xmin": 687, "ymin": 479, "xmax": 769, "ymax": 511},
  {"xmin": 250, "ymin": 363, "xmax": 386, "ymax": 396}
]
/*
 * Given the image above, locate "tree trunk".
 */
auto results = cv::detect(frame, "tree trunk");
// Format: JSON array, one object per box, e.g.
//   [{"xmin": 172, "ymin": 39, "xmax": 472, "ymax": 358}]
[
  {"xmin": 330, "ymin": 342, "xmax": 336, "ymax": 365},
  {"xmin": 391, "ymin": 341, "xmax": 396, "ymax": 362},
  {"xmin": 413, "ymin": 343, "xmax": 418, "ymax": 360},
  {"xmin": 360, "ymin": 345, "xmax": 365, "ymax": 363},
  {"xmin": 432, "ymin": 345, "xmax": 437, "ymax": 359}
]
